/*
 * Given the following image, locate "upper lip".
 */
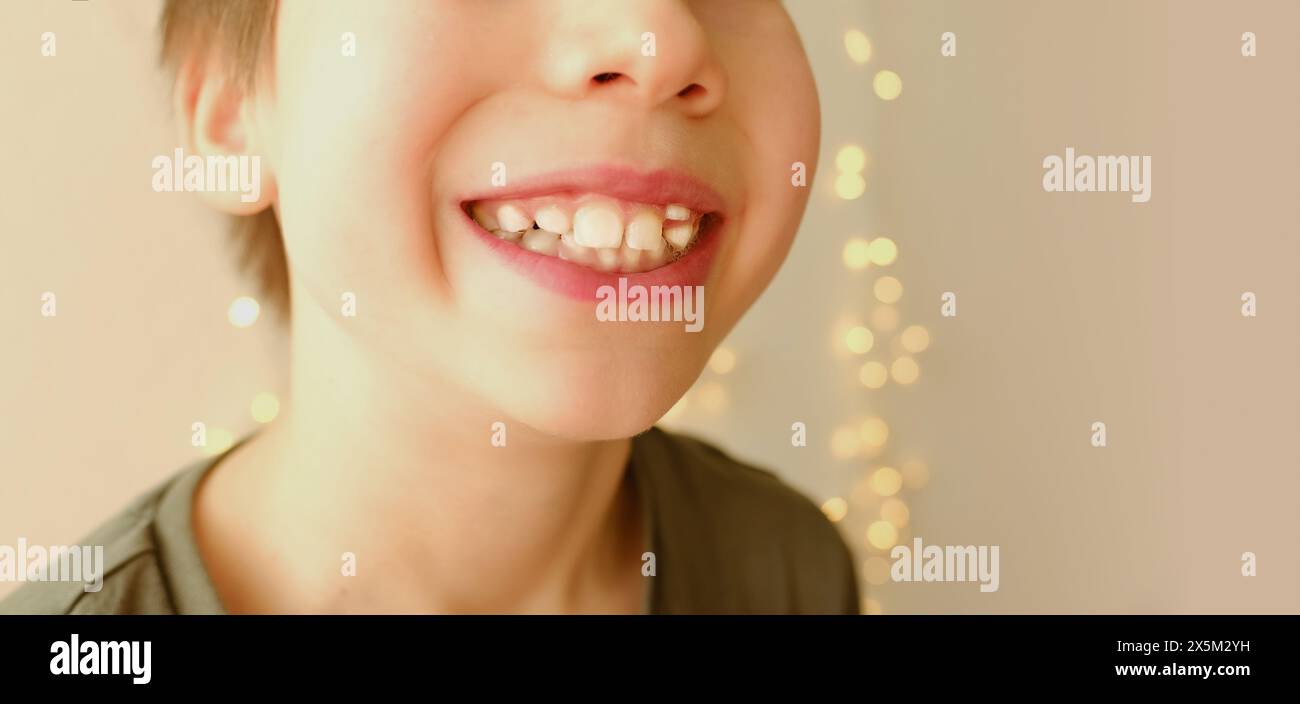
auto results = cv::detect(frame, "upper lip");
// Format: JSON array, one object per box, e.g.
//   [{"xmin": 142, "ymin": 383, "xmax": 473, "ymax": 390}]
[{"xmin": 457, "ymin": 164, "xmax": 727, "ymax": 217}]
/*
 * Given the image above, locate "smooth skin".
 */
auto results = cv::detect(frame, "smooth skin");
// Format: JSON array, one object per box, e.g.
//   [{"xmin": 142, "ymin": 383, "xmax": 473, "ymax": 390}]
[{"xmin": 177, "ymin": 0, "xmax": 820, "ymax": 613}]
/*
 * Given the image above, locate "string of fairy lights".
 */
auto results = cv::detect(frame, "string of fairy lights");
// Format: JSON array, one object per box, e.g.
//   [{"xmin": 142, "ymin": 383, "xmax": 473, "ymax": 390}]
[{"xmin": 819, "ymin": 27, "xmax": 934, "ymax": 616}]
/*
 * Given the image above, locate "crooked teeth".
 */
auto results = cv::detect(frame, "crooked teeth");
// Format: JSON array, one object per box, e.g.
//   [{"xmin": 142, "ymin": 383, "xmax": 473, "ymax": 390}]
[
  {"xmin": 520, "ymin": 229, "xmax": 560, "ymax": 255},
  {"xmin": 497, "ymin": 204, "xmax": 532, "ymax": 232},
  {"xmin": 664, "ymin": 203, "xmax": 691, "ymax": 221},
  {"xmin": 663, "ymin": 220, "xmax": 696, "ymax": 251},
  {"xmin": 469, "ymin": 196, "xmax": 708, "ymax": 273},
  {"xmin": 625, "ymin": 209, "xmax": 665, "ymax": 251},
  {"xmin": 535, "ymin": 205, "xmax": 571, "ymax": 234},
  {"xmin": 573, "ymin": 199, "xmax": 624, "ymax": 248}
]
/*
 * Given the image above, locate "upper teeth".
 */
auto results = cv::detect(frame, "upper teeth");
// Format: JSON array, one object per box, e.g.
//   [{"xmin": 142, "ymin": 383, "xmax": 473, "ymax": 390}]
[{"xmin": 468, "ymin": 196, "xmax": 706, "ymax": 273}]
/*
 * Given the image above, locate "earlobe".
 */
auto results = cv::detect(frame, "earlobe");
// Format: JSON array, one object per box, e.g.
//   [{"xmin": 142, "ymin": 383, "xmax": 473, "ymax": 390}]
[{"xmin": 172, "ymin": 55, "xmax": 277, "ymax": 216}]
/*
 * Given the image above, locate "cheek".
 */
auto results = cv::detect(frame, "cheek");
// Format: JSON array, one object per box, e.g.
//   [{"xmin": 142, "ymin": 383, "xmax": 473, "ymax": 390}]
[
  {"xmin": 269, "ymin": 3, "xmax": 483, "ymax": 309},
  {"xmin": 709, "ymin": 36, "xmax": 820, "ymax": 332}
]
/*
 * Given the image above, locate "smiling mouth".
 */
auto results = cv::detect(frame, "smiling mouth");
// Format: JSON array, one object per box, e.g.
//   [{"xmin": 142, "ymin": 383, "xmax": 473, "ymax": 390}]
[{"xmin": 463, "ymin": 194, "xmax": 719, "ymax": 274}]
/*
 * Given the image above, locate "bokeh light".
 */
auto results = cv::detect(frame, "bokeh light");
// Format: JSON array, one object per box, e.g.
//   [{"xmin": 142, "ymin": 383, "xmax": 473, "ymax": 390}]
[
  {"xmin": 199, "ymin": 427, "xmax": 234, "ymax": 457},
  {"xmin": 858, "ymin": 361, "xmax": 889, "ymax": 389},
  {"xmin": 900, "ymin": 325, "xmax": 931, "ymax": 353},
  {"xmin": 867, "ymin": 237, "xmax": 898, "ymax": 265},
  {"xmin": 842, "ymin": 238, "xmax": 872, "ymax": 270},
  {"xmin": 845, "ymin": 326, "xmax": 874, "ymax": 354},
  {"xmin": 696, "ymin": 381, "xmax": 728, "ymax": 413},
  {"xmin": 873, "ymin": 276, "xmax": 903, "ymax": 304},
  {"xmin": 249, "ymin": 392, "xmax": 280, "ymax": 424},
  {"xmin": 873, "ymin": 70, "xmax": 903, "ymax": 100},
  {"xmin": 881, "ymin": 497, "xmax": 910, "ymax": 528},
  {"xmin": 227, "ymin": 296, "xmax": 260, "ymax": 328},
  {"xmin": 870, "ymin": 466, "xmax": 903, "ymax": 496},
  {"xmin": 835, "ymin": 144, "xmax": 868, "ymax": 173},
  {"xmin": 708, "ymin": 347, "xmax": 737, "ymax": 374},
  {"xmin": 844, "ymin": 29, "xmax": 872, "ymax": 65},
  {"xmin": 835, "ymin": 172, "xmax": 867, "ymax": 200},
  {"xmin": 821, "ymin": 497, "xmax": 848, "ymax": 523},
  {"xmin": 859, "ymin": 416, "xmax": 889, "ymax": 447},
  {"xmin": 891, "ymin": 356, "xmax": 920, "ymax": 385},
  {"xmin": 867, "ymin": 520, "xmax": 899, "ymax": 550}
]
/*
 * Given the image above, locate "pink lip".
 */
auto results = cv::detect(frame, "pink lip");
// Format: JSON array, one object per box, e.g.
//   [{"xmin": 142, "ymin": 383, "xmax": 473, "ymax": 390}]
[{"xmin": 456, "ymin": 165, "xmax": 728, "ymax": 302}]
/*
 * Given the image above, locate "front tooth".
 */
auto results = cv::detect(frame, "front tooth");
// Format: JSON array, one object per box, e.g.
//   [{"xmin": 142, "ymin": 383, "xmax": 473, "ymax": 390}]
[
  {"xmin": 520, "ymin": 229, "xmax": 560, "ymax": 256},
  {"xmin": 625, "ymin": 210, "xmax": 665, "ymax": 251},
  {"xmin": 496, "ymin": 204, "xmax": 532, "ymax": 232},
  {"xmin": 535, "ymin": 205, "xmax": 571, "ymax": 234},
  {"xmin": 663, "ymin": 220, "xmax": 696, "ymax": 251},
  {"xmin": 664, "ymin": 204, "xmax": 691, "ymax": 221},
  {"xmin": 493, "ymin": 229, "xmax": 523, "ymax": 242},
  {"xmin": 573, "ymin": 200, "xmax": 624, "ymax": 248}
]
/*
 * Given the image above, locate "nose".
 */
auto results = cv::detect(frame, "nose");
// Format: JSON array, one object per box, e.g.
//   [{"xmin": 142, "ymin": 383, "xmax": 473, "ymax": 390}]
[{"xmin": 536, "ymin": 0, "xmax": 727, "ymax": 117}]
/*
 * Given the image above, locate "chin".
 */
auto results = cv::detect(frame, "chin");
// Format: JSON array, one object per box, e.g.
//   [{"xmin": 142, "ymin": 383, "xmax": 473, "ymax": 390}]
[{"xmin": 488, "ymin": 357, "xmax": 700, "ymax": 442}]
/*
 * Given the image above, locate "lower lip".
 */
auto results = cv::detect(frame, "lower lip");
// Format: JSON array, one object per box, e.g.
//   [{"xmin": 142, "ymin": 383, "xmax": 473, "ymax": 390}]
[{"xmin": 458, "ymin": 209, "xmax": 724, "ymax": 302}]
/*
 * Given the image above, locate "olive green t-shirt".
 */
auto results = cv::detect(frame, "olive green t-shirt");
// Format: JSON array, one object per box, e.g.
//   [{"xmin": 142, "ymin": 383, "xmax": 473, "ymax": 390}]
[{"xmin": 1, "ymin": 427, "xmax": 859, "ymax": 615}]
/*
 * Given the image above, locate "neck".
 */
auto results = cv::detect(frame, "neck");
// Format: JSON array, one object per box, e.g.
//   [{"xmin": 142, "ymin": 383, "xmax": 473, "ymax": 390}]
[{"xmin": 204, "ymin": 297, "xmax": 641, "ymax": 613}]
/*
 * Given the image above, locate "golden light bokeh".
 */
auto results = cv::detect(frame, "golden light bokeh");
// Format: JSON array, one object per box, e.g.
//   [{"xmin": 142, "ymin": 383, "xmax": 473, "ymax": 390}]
[
  {"xmin": 821, "ymin": 497, "xmax": 848, "ymax": 523},
  {"xmin": 227, "ymin": 296, "xmax": 260, "ymax": 328},
  {"xmin": 870, "ymin": 466, "xmax": 903, "ymax": 496},
  {"xmin": 199, "ymin": 427, "xmax": 234, "ymax": 457},
  {"xmin": 901, "ymin": 460, "xmax": 930, "ymax": 490},
  {"xmin": 863, "ymin": 556, "xmax": 891, "ymax": 586},
  {"xmin": 831, "ymin": 426, "xmax": 861, "ymax": 459},
  {"xmin": 871, "ymin": 305, "xmax": 900, "ymax": 333},
  {"xmin": 873, "ymin": 276, "xmax": 903, "ymax": 304},
  {"xmin": 866, "ymin": 520, "xmax": 899, "ymax": 550},
  {"xmin": 696, "ymin": 381, "xmax": 728, "ymax": 413},
  {"xmin": 249, "ymin": 391, "xmax": 280, "ymax": 424},
  {"xmin": 881, "ymin": 497, "xmax": 910, "ymax": 528},
  {"xmin": 858, "ymin": 360, "xmax": 889, "ymax": 389},
  {"xmin": 867, "ymin": 237, "xmax": 898, "ymax": 266},
  {"xmin": 835, "ymin": 144, "xmax": 867, "ymax": 173},
  {"xmin": 845, "ymin": 326, "xmax": 874, "ymax": 354},
  {"xmin": 900, "ymin": 325, "xmax": 931, "ymax": 353},
  {"xmin": 891, "ymin": 356, "xmax": 920, "ymax": 385},
  {"xmin": 834, "ymin": 172, "xmax": 867, "ymax": 200},
  {"xmin": 859, "ymin": 416, "xmax": 889, "ymax": 447},
  {"xmin": 873, "ymin": 69, "xmax": 903, "ymax": 100},
  {"xmin": 844, "ymin": 29, "xmax": 872, "ymax": 65},
  {"xmin": 708, "ymin": 347, "xmax": 737, "ymax": 374},
  {"xmin": 863, "ymin": 597, "xmax": 884, "ymax": 616},
  {"xmin": 842, "ymin": 238, "xmax": 872, "ymax": 270}
]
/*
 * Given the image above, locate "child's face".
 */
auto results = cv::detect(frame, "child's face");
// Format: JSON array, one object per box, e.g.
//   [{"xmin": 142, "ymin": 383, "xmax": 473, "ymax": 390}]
[{"xmin": 257, "ymin": 0, "xmax": 818, "ymax": 439}]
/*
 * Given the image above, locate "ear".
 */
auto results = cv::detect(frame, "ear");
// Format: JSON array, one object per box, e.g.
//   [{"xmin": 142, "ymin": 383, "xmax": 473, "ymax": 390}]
[{"xmin": 172, "ymin": 55, "xmax": 277, "ymax": 215}]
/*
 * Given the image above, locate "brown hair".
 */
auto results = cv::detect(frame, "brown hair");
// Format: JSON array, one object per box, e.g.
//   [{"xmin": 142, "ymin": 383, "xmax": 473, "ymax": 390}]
[{"xmin": 158, "ymin": 0, "xmax": 288, "ymax": 315}]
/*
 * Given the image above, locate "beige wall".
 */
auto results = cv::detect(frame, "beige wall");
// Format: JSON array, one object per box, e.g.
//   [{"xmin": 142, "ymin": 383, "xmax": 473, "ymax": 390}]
[{"xmin": 2, "ymin": 1, "xmax": 1296, "ymax": 612}]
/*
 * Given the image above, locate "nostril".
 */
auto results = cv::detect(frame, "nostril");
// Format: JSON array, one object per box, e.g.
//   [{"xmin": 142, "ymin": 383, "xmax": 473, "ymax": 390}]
[
  {"xmin": 592, "ymin": 72, "xmax": 623, "ymax": 84},
  {"xmin": 677, "ymin": 83, "xmax": 705, "ymax": 99}
]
